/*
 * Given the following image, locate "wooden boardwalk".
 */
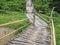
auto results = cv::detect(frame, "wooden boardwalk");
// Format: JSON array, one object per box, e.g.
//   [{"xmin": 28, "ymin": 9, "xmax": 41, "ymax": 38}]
[
  {"xmin": 5, "ymin": 0, "xmax": 51, "ymax": 45},
  {"xmin": 5, "ymin": 25, "xmax": 50, "ymax": 45},
  {"xmin": 5, "ymin": 14, "xmax": 51, "ymax": 45}
]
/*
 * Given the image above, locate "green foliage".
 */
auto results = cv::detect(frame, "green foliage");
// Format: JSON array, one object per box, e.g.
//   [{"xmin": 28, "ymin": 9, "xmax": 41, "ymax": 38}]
[
  {"xmin": 32, "ymin": 0, "xmax": 50, "ymax": 14},
  {"xmin": 0, "ymin": 11, "xmax": 26, "ymax": 24},
  {"xmin": 0, "ymin": 11, "xmax": 30, "ymax": 29},
  {"xmin": 49, "ymin": 0, "xmax": 60, "ymax": 13},
  {"xmin": 0, "ymin": 0, "xmax": 25, "ymax": 11}
]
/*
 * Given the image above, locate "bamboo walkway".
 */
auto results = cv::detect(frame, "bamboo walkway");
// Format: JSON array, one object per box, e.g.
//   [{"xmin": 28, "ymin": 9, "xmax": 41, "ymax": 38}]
[{"xmin": 5, "ymin": 0, "xmax": 51, "ymax": 45}]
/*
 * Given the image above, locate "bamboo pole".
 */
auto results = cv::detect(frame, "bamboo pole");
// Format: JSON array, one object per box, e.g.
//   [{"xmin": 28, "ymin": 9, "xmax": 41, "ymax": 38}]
[{"xmin": 50, "ymin": 7, "xmax": 56, "ymax": 45}]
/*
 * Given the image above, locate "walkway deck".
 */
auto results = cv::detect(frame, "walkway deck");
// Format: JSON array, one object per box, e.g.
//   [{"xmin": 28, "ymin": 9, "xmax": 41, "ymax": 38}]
[
  {"xmin": 5, "ymin": 14, "xmax": 51, "ymax": 45},
  {"xmin": 5, "ymin": 0, "xmax": 51, "ymax": 45}
]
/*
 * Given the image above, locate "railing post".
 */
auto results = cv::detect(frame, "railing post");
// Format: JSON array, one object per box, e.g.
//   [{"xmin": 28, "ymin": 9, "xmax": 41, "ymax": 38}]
[{"xmin": 33, "ymin": 14, "xmax": 35, "ymax": 26}]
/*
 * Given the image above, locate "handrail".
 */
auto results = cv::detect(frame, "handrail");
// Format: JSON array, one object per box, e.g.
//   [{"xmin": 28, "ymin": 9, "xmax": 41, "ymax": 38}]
[
  {"xmin": 0, "ymin": 18, "xmax": 27, "ymax": 26},
  {"xmin": 34, "ymin": 8, "xmax": 56, "ymax": 45},
  {"xmin": 0, "ymin": 24, "xmax": 30, "ymax": 45},
  {"xmin": 51, "ymin": 16, "xmax": 56, "ymax": 45},
  {"xmin": 34, "ymin": 10, "xmax": 48, "ymax": 23},
  {"xmin": 0, "ymin": 24, "xmax": 29, "ymax": 40},
  {"xmin": 0, "ymin": 18, "xmax": 30, "ymax": 45},
  {"xmin": 50, "ymin": 7, "xmax": 56, "ymax": 45}
]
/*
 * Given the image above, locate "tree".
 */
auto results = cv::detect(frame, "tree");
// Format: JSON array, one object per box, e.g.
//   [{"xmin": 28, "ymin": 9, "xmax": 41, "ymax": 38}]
[{"xmin": 49, "ymin": 0, "xmax": 60, "ymax": 13}]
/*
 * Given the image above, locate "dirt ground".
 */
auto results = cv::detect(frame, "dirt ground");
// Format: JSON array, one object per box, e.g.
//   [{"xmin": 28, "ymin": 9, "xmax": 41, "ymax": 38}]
[{"xmin": 0, "ymin": 27, "xmax": 15, "ymax": 38}]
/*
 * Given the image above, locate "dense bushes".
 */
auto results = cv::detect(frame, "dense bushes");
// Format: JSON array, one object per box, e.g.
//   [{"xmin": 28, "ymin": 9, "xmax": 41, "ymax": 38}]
[
  {"xmin": 49, "ymin": 0, "xmax": 60, "ymax": 13},
  {"xmin": 33, "ymin": 0, "xmax": 60, "ymax": 14},
  {"xmin": 0, "ymin": 0, "xmax": 25, "ymax": 11},
  {"xmin": 32, "ymin": 0, "xmax": 51, "ymax": 14}
]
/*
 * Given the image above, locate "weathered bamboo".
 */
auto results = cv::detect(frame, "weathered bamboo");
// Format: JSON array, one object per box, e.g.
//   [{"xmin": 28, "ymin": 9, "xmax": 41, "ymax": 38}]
[
  {"xmin": 0, "ymin": 24, "xmax": 29, "ymax": 45},
  {"xmin": 50, "ymin": 7, "xmax": 56, "ymax": 45},
  {"xmin": 0, "ymin": 19, "xmax": 27, "ymax": 26},
  {"xmin": 0, "ymin": 19, "xmax": 28, "ymax": 45}
]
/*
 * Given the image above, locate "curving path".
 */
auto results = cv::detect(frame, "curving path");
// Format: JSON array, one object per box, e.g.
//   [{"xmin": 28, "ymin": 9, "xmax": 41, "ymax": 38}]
[
  {"xmin": 5, "ymin": 25, "xmax": 50, "ymax": 45},
  {"xmin": 5, "ymin": 0, "xmax": 51, "ymax": 45}
]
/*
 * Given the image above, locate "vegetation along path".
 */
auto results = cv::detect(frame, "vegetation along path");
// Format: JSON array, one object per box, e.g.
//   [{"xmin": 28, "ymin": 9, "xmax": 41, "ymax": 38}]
[{"xmin": 5, "ymin": 0, "xmax": 51, "ymax": 45}]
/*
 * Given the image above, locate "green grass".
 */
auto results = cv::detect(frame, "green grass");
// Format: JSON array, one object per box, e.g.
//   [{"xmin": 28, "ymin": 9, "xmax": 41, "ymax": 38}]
[
  {"xmin": 0, "ymin": 11, "xmax": 30, "ymax": 33},
  {"xmin": 0, "ymin": 11, "xmax": 26, "ymax": 24},
  {"xmin": 53, "ymin": 16, "xmax": 60, "ymax": 45}
]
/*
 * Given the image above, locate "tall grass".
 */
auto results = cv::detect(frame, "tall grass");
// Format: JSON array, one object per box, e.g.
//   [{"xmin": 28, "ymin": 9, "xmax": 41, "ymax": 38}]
[{"xmin": 0, "ymin": 11, "xmax": 30, "ymax": 29}]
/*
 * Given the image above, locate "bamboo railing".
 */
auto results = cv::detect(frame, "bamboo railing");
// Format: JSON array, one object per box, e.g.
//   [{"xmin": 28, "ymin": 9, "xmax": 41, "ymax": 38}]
[{"xmin": 0, "ymin": 19, "xmax": 30, "ymax": 45}]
